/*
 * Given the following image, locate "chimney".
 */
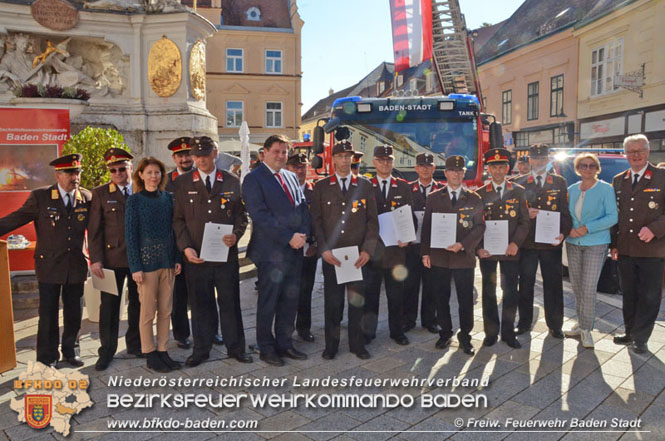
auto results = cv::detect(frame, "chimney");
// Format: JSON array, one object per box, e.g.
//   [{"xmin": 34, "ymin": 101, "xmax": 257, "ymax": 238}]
[{"xmin": 328, "ymin": 88, "xmax": 334, "ymax": 96}]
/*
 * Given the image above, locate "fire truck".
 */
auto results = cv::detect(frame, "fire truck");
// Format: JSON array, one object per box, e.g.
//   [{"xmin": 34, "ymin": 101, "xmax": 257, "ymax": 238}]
[{"xmin": 308, "ymin": 0, "xmax": 503, "ymax": 188}]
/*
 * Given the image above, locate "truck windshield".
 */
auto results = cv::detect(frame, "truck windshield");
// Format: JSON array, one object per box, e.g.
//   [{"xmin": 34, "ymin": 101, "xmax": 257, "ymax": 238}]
[{"xmin": 339, "ymin": 118, "xmax": 478, "ymax": 180}]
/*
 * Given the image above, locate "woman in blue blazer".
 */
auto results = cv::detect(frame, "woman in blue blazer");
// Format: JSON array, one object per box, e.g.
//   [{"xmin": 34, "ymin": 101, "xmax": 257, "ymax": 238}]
[{"xmin": 564, "ymin": 153, "xmax": 618, "ymax": 348}]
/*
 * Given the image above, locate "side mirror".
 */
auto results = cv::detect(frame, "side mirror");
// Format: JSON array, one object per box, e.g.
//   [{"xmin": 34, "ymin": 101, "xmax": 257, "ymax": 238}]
[
  {"xmin": 489, "ymin": 122, "xmax": 503, "ymax": 149},
  {"xmin": 312, "ymin": 126, "xmax": 325, "ymax": 154},
  {"xmin": 310, "ymin": 156, "xmax": 323, "ymax": 169}
]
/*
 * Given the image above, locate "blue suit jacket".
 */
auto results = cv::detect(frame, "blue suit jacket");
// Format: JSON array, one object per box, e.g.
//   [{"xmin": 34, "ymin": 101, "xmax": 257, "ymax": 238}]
[{"xmin": 242, "ymin": 163, "xmax": 311, "ymax": 263}]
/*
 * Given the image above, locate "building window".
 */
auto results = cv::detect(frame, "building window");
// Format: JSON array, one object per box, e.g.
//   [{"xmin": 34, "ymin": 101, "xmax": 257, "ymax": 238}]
[
  {"xmin": 360, "ymin": 135, "xmax": 367, "ymax": 151},
  {"xmin": 246, "ymin": 6, "xmax": 261, "ymax": 21},
  {"xmin": 502, "ymin": 90, "xmax": 512, "ymax": 125},
  {"xmin": 226, "ymin": 48, "xmax": 243, "ymax": 73},
  {"xmin": 554, "ymin": 126, "xmax": 569, "ymax": 145},
  {"xmin": 550, "ymin": 75, "xmax": 564, "ymax": 117},
  {"xmin": 266, "ymin": 102, "xmax": 282, "ymax": 128},
  {"xmin": 426, "ymin": 71, "xmax": 435, "ymax": 92},
  {"xmin": 410, "ymin": 78, "xmax": 419, "ymax": 92},
  {"xmin": 394, "ymin": 75, "xmax": 403, "ymax": 89},
  {"xmin": 591, "ymin": 39, "xmax": 623, "ymax": 96},
  {"xmin": 226, "ymin": 101, "xmax": 243, "ymax": 127},
  {"xmin": 265, "ymin": 50, "xmax": 282, "ymax": 74},
  {"xmin": 376, "ymin": 82, "xmax": 385, "ymax": 96},
  {"xmin": 515, "ymin": 132, "xmax": 528, "ymax": 148},
  {"xmin": 527, "ymin": 81, "xmax": 539, "ymax": 121}
]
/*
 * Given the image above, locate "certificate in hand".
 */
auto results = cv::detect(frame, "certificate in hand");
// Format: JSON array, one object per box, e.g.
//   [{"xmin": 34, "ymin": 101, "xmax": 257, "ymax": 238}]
[
  {"xmin": 91, "ymin": 269, "xmax": 119, "ymax": 295},
  {"xmin": 484, "ymin": 220, "xmax": 509, "ymax": 256},
  {"xmin": 378, "ymin": 204, "xmax": 417, "ymax": 246},
  {"xmin": 414, "ymin": 211, "xmax": 425, "ymax": 244},
  {"xmin": 331, "ymin": 246, "xmax": 363, "ymax": 285},
  {"xmin": 430, "ymin": 213, "xmax": 457, "ymax": 249},
  {"xmin": 200, "ymin": 223, "xmax": 233, "ymax": 262},
  {"xmin": 535, "ymin": 210, "xmax": 561, "ymax": 244}
]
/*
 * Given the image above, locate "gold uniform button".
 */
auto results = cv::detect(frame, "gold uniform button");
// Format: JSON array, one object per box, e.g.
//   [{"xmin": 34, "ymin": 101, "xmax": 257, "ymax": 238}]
[
  {"xmin": 208, "ymin": 200, "xmax": 212, "ymax": 203},
  {"xmin": 341, "ymin": 230, "xmax": 345, "ymax": 234},
  {"xmin": 630, "ymin": 229, "xmax": 634, "ymax": 233},
  {"xmin": 342, "ymin": 211, "xmax": 345, "ymax": 215},
  {"xmin": 629, "ymin": 219, "xmax": 633, "ymax": 222},
  {"xmin": 341, "ymin": 220, "xmax": 345, "ymax": 224},
  {"xmin": 630, "ymin": 208, "xmax": 634, "ymax": 211},
  {"xmin": 342, "ymin": 202, "xmax": 346, "ymax": 206},
  {"xmin": 107, "ymin": 244, "xmax": 111, "ymax": 248},
  {"xmin": 208, "ymin": 210, "xmax": 212, "ymax": 214},
  {"xmin": 68, "ymin": 237, "xmax": 72, "ymax": 241}
]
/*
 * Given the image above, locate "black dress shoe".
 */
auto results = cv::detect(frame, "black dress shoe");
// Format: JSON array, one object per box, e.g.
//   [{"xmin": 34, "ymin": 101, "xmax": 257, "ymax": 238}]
[
  {"xmin": 298, "ymin": 331, "xmax": 315, "ymax": 342},
  {"xmin": 392, "ymin": 335, "xmax": 410, "ymax": 346},
  {"xmin": 278, "ymin": 348, "xmax": 307, "ymax": 360},
  {"xmin": 403, "ymin": 323, "xmax": 416, "ymax": 333},
  {"xmin": 549, "ymin": 329, "xmax": 564, "ymax": 339},
  {"xmin": 63, "ymin": 356, "xmax": 84, "ymax": 368},
  {"xmin": 95, "ymin": 358, "xmax": 111, "ymax": 371},
  {"xmin": 158, "ymin": 351, "xmax": 182, "ymax": 370},
  {"xmin": 321, "ymin": 350, "xmax": 336, "ymax": 360},
  {"xmin": 260, "ymin": 352, "xmax": 285, "ymax": 366},
  {"xmin": 483, "ymin": 336, "xmax": 498, "ymax": 347},
  {"xmin": 503, "ymin": 337, "xmax": 522, "ymax": 349},
  {"xmin": 185, "ymin": 353, "xmax": 209, "ymax": 367},
  {"xmin": 213, "ymin": 335, "xmax": 224, "ymax": 346},
  {"xmin": 176, "ymin": 338, "xmax": 192, "ymax": 349},
  {"xmin": 435, "ymin": 337, "xmax": 451, "ymax": 349},
  {"xmin": 424, "ymin": 324, "xmax": 441, "ymax": 334},
  {"xmin": 147, "ymin": 351, "xmax": 171, "ymax": 373},
  {"xmin": 127, "ymin": 348, "xmax": 145, "ymax": 358},
  {"xmin": 231, "ymin": 352, "xmax": 253, "ymax": 363},
  {"xmin": 515, "ymin": 327, "xmax": 530, "ymax": 336},
  {"xmin": 631, "ymin": 342, "xmax": 648, "ymax": 354},
  {"xmin": 613, "ymin": 334, "xmax": 633, "ymax": 345},
  {"xmin": 353, "ymin": 348, "xmax": 371, "ymax": 360},
  {"xmin": 459, "ymin": 341, "xmax": 475, "ymax": 356}
]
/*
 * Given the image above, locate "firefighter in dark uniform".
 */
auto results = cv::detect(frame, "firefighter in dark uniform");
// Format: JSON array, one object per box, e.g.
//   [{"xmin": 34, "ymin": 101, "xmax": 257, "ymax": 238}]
[
  {"xmin": 611, "ymin": 134, "xmax": 665, "ymax": 354},
  {"xmin": 404, "ymin": 152, "xmax": 442, "ymax": 334},
  {"xmin": 364, "ymin": 144, "xmax": 413, "ymax": 346},
  {"xmin": 515, "ymin": 154, "xmax": 531, "ymax": 176},
  {"xmin": 88, "ymin": 148, "xmax": 142, "ymax": 371},
  {"xmin": 311, "ymin": 141, "xmax": 379, "ymax": 359},
  {"xmin": 0, "ymin": 154, "xmax": 91, "ymax": 367},
  {"xmin": 421, "ymin": 155, "xmax": 484, "ymax": 355},
  {"xmin": 172, "ymin": 136, "xmax": 252, "ymax": 366},
  {"xmin": 514, "ymin": 144, "xmax": 573, "ymax": 338},
  {"xmin": 476, "ymin": 148, "xmax": 529, "ymax": 349},
  {"xmin": 286, "ymin": 152, "xmax": 317, "ymax": 342}
]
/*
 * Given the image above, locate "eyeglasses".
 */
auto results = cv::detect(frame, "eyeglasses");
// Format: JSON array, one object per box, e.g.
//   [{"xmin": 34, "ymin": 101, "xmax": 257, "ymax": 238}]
[
  {"xmin": 625, "ymin": 150, "xmax": 647, "ymax": 156},
  {"xmin": 109, "ymin": 167, "xmax": 127, "ymax": 174},
  {"xmin": 578, "ymin": 163, "xmax": 598, "ymax": 170},
  {"xmin": 375, "ymin": 158, "xmax": 393, "ymax": 164}
]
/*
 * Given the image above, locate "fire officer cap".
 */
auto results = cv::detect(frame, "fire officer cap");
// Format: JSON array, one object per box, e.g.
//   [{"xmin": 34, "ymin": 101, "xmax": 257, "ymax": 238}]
[
  {"xmin": 190, "ymin": 136, "xmax": 217, "ymax": 156},
  {"xmin": 484, "ymin": 148, "xmax": 511, "ymax": 165},
  {"xmin": 104, "ymin": 148, "xmax": 133, "ymax": 166},
  {"xmin": 445, "ymin": 155, "xmax": 466, "ymax": 171},
  {"xmin": 518, "ymin": 155, "xmax": 529, "ymax": 163},
  {"xmin": 287, "ymin": 152, "xmax": 308, "ymax": 166},
  {"xmin": 373, "ymin": 145, "xmax": 394, "ymax": 158},
  {"xmin": 332, "ymin": 140, "xmax": 355, "ymax": 156},
  {"xmin": 50, "ymin": 153, "xmax": 82, "ymax": 172},
  {"xmin": 528, "ymin": 143, "xmax": 550, "ymax": 158},
  {"xmin": 351, "ymin": 151, "xmax": 364, "ymax": 166},
  {"xmin": 168, "ymin": 137, "xmax": 192, "ymax": 154},
  {"xmin": 416, "ymin": 153, "xmax": 435, "ymax": 166}
]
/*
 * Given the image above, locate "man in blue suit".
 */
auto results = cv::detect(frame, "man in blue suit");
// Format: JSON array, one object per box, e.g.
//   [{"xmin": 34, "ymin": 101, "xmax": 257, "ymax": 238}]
[{"xmin": 243, "ymin": 134, "xmax": 311, "ymax": 366}]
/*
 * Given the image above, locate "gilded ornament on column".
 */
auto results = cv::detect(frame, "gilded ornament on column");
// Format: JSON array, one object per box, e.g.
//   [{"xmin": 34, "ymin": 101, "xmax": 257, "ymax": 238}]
[
  {"xmin": 148, "ymin": 36, "xmax": 181, "ymax": 97},
  {"xmin": 189, "ymin": 40, "xmax": 206, "ymax": 101}
]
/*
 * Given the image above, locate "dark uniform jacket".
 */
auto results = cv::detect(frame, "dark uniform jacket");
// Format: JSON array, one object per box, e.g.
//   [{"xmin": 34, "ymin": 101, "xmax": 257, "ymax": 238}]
[
  {"xmin": 311, "ymin": 174, "xmax": 379, "ymax": 256},
  {"xmin": 165, "ymin": 169, "xmax": 183, "ymax": 194},
  {"xmin": 408, "ymin": 179, "xmax": 443, "ymax": 250},
  {"xmin": 172, "ymin": 169, "xmax": 248, "ymax": 264},
  {"xmin": 420, "ymin": 186, "xmax": 485, "ymax": 269},
  {"xmin": 303, "ymin": 181, "xmax": 316, "ymax": 246},
  {"xmin": 611, "ymin": 164, "xmax": 665, "ymax": 257},
  {"xmin": 0, "ymin": 184, "xmax": 92, "ymax": 284},
  {"xmin": 369, "ymin": 176, "xmax": 414, "ymax": 268},
  {"xmin": 476, "ymin": 181, "xmax": 530, "ymax": 261},
  {"xmin": 88, "ymin": 182, "xmax": 130, "ymax": 268},
  {"xmin": 514, "ymin": 172, "xmax": 573, "ymax": 249}
]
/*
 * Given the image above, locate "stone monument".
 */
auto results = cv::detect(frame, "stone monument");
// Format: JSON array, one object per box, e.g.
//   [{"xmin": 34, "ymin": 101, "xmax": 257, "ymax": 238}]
[{"xmin": 0, "ymin": 0, "xmax": 218, "ymax": 161}]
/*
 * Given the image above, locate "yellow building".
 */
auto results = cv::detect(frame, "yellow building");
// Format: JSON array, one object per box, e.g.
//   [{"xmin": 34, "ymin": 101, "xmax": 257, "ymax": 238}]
[
  {"xmin": 194, "ymin": 0, "xmax": 303, "ymax": 148},
  {"xmin": 574, "ymin": 0, "xmax": 665, "ymax": 161}
]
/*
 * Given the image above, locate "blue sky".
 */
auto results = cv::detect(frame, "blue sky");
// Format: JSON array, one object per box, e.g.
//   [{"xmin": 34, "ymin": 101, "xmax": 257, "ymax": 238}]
[{"xmin": 299, "ymin": 0, "xmax": 524, "ymax": 113}]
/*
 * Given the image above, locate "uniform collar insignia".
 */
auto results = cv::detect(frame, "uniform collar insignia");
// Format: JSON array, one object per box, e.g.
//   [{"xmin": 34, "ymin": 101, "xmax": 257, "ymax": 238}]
[
  {"xmin": 109, "ymin": 183, "xmax": 117, "ymax": 193},
  {"xmin": 173, "ymin": 170, "xmax": 179, "ymax": 179},
  {"xmin": 51, "ymin": 188, "xmax": 58, "ymax": 200},
  {"xmin": 546, "ymin": 175, "xmax": 554, "ymax": 184},
  {"xmin": 351, "ymin": 175, "xmax": 358, "ymax": 186},
  {"xmin": 306, "ymin": 181, "xmax": 314, "ymax": 190},
  {"xmin": 506, "ymin": 181, "xmax": 513, "ymax": 190},
  {"xmin": 75, "ymin": 189, "xmax": 82, "ymax": 201},
  {"xmin": 644, "ymin": 169, "xmax": 652, "ymax": 180},
  {"xmin": 527, "ymin": 175, "xmax": 534, "ymax": 184},
  {"xmin": 192, "ymin": 171, "xmax": 201, "ymax": 182},
  {"xmin": 412, "ymin": 184, "xmax": 419, "ymax": 192},
  {"xmin": 485, "ymin": 183, "xmax": 493, "ymax": 192},
  {"xmin": 329, "ymin": 175, "xmax": 338, "ymax": 185},
  {"xmin": 216, "ymin": 170, "xmax": 224, "ymax": 182},
  {"xmin": 624, "ymin": 170, "xmax": 631, "ymax": 180},
  {"xmin": 391, "ymin": 177, "xmax": 398, "ymax": 187}
]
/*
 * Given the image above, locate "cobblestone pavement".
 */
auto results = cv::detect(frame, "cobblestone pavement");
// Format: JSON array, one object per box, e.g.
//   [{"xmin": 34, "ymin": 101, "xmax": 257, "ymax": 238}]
[{"xmin": 1, "ymin": 265, "xmax": 665, "ymax": 441}]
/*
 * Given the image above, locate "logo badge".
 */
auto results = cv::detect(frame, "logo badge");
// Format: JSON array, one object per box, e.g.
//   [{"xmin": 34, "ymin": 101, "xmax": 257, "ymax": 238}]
[{"xmin": 25, "ymin": 395, "xmax": 52, "ymax": 430}]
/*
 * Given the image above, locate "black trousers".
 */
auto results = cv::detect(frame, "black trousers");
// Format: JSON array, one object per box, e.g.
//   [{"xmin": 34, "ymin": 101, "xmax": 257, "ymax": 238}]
[
  {"xmin": 171, "ymin": 263, "xmax": 192, "ymax": 342},
  {"xmin": 429, "ymin": 267, "xmax": 474, "ymax": 344},
  {"xmin": 296, "ymin": 255, "xmax": 318, "ymax": 333},
  {"xmin": 617, "ymin": 256, "xmax": 664, "ymax": 344},
  {"xmin": 480, "ymin": 259, "xmax": 519, "ymax": 340},
  {"xmin": 37, "ymin": 282, "xmax": 84, "ymax": 364},
  {"xmin": 404, "ymin": 246, "xmax": 437, "ymax": 328},
  {"xmin": 518, "ymin": 248, "xmax": 564, "ymax": 331},
  {"xmin": 322, "ymin": 261, "xmax": 365, "ymax": 354},
  {"xmin": 98, "ymin": 268, "xmax": 141, "ymax": 361},
  {"xmin": 256, "ymin": 258, "xmax": 302, "ymax": 354},
  {"xmin": 363, "ymin": 259, "xmax": 405, "ymax": 339},
  {"xmin": 185, "ymin": 262, "xmax": 246, "ymax": 357}
]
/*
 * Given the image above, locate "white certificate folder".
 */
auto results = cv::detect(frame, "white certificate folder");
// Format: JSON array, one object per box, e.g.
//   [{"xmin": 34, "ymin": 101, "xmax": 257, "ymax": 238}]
[
  {"xmin": 535, "ymin": 211, "xmax": 560, "ymax": 244},
  {"xmin": 331, "ymin": 246, "xmax": 363, "ymax": 285},
  {"xmin": 378, "ymin": 204, "xmax": 417, "ymax": 246},
  {"xmin": 200, "ymin": 223, "xmax": 233, "ymax": 262},
  {"xmin": 484, "ymin": 220, "xmax": 509, "ymax": 256},
  {"xmin": 430, "ymin": 213, "xmax": 457, "ymax": 249}
]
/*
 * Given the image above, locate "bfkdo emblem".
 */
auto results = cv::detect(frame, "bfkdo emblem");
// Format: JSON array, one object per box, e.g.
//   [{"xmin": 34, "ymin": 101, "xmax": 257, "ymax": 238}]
[{"xmin": 25, "ymin": 395, "xmax": 52, "ymax": 429}]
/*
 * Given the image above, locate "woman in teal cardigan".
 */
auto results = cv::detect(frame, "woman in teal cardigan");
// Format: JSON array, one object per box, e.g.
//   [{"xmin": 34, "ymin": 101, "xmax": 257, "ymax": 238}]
[{"xmin": 564, "ymin": 153, "xmax": 618, "ymax": 348}]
